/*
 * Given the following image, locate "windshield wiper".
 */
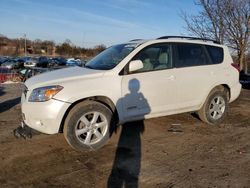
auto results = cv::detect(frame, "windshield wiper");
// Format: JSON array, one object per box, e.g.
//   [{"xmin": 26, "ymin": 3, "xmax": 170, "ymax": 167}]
[{"xmin": 84, "ymin": 64, "xmax": 94, "ymax": 69}]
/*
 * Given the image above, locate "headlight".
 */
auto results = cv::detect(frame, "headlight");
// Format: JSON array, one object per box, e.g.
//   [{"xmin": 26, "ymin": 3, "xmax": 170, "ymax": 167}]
[{"xmin": 28, "ymin": 85, "xmax": 63, "ymax": 102}]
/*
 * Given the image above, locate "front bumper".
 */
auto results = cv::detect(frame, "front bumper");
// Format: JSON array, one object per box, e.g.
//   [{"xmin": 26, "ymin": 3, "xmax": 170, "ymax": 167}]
[{"xmin": 21, "ymin": 94, "xmax": 71, "ymax": 134}]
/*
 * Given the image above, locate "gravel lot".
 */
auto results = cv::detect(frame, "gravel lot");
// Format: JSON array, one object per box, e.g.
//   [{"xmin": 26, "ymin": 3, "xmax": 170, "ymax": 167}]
[{"xmin": 0, "ymin": 83, "xmax": 250, "ymax": 188}]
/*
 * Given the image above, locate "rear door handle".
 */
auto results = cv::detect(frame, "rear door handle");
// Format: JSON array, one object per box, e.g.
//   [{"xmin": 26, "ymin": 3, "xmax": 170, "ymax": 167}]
[{"xmin": 167, "ymin": 75, "xmax": 175, "ymax": 80}]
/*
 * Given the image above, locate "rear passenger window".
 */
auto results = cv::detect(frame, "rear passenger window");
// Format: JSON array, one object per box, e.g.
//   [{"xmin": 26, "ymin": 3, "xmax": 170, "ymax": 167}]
[
  {"xmin": 206, "ymin": 45, "xmax": 224, "ymax": 64},
  {"xmin": 174, "ymin": 43, "xmax": 210, "ymax": 68}
]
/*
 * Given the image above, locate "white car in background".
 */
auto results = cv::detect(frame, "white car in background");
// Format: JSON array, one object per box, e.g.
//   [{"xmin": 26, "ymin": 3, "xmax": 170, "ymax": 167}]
[
  {"xmin": 24, "ymin": 57, "xmax": 38, "ymax": 67},
  {"xmin": 20, "ymin": 36, "xmax": 241, "ymax": 151}
]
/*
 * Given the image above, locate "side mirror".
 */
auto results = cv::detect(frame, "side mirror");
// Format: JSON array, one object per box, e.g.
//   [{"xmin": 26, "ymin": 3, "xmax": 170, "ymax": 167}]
[{"xmin": 129, "ymin": 60, "xmax": 143, "ymax": 72}]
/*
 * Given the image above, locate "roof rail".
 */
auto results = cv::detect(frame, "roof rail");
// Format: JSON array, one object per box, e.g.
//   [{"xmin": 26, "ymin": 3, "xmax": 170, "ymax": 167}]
[
  {"xmin": 129, "ymin": 39, "xmax": 143, "ymax": 42},
  {"xmin": 157, "ymin": 36, "xmax": 220, "ymax": 44}
]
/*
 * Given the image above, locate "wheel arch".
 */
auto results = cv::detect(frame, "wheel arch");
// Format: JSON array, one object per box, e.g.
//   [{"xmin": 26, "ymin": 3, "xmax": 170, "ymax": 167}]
[
  {"xmin": 200, "ymin": 84, "xmax": 231, "ymax": 109},
  {"xmin": 221, "ymin": 84, "xmax": 230, "ymax": 101},
  {"xmin": 58, "ymin": 96, "xmax": 118, "ymax": 133}
]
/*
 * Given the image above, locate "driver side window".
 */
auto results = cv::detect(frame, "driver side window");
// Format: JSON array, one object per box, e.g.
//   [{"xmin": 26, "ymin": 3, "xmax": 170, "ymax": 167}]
[{"xmin": 132, "ymin": 43, "xmax": 172, "ymax": 73}]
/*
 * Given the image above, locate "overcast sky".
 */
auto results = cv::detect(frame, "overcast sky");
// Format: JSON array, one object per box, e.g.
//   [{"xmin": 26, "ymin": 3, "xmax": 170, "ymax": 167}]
[{"xmin": 0, "ymin": 0, "xmax": 200, "ymax": 47}]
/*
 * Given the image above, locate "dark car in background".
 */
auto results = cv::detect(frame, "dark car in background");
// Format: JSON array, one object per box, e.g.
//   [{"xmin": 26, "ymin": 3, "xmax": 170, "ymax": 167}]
[
  {"xmin": 1, "ymin": 58, "xmax": 23, "ymax": 69},
  {"xmin": 0, "ymin": 56, "xmax": 9, "ymax": 65},
  {"xmin": 17, "ymin": 56, "xmax": 31, "ymax": 64},
  {"xmin": 240, "ymin": 70, "xmax": 250, "ymax": 83},
  {"xmin": 37, "ymin": 56, "xmax": 49, "ymax": 68},
  {"xmin": 14, "ymin": 57, "xmax": 26, "ymax": 69},
  {"xmin": 1, "ymin": 60, "xmax": 16, "ymax": 69},
  {"xmin": 48, "ymin": 57, "xmax": 67, "ymax": 67}
]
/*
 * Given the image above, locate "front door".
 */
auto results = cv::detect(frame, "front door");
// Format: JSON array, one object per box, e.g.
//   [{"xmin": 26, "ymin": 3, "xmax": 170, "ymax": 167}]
[{"xmin": 121, "ymin": 43, "xmax": 178, "ymax": 121}]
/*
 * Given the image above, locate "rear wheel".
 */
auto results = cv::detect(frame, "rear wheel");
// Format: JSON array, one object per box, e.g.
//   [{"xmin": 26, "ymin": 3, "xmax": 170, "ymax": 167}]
[
  {"xmin": 198, "ymin": 87, "xmax": 228, "ymax": 125},
  {"xmin": 64, "ymin": 101, "xmax": 112, "ymax": 151}
]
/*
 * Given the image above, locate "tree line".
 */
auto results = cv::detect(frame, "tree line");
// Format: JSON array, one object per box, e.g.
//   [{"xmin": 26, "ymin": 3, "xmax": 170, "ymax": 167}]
[
  {"xmin": 0, "ymin": 34, "xmax": 106, "ymax": 58},
  {"xmin": 55, "ymin": 39, "xmax": 106, "ymax": 57}
]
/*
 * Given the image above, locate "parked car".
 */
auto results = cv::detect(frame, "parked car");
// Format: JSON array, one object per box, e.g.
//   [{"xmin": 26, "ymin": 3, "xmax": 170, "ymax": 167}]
[
  {"xmin": 0, "ymin": 67, "xmax": 11, "ymax": 83},
  {"xmin": 19, "ymin": 36, "xmax": 241, "ymax": 151},
  {"xmin": 48, "ymin": 57, "xmax": 67, "ymax": 67},
  {"xmin": 20, "ymin": 56, "xmax": 32, "ymax": 62},
  {"xmin": 15, "ymin": 58, "xmax": 25, "ymax": 69},
  {"xmin": 1, "ymin": 59, "xmax": 18, "ymax": 69},
  {"xmin": 67, "ymin": 57, "xmax": 74, "ymax": 61},
  {"xmin": 240, "ymin": 70, "xmax": 250, "ymax": 84},
  {"xmin": 19, "ymin": 67, "xmax": 50, "ymax": 82},
  {"xmin": 36, "ymin": 56, "xmax": 49, "ymax": 68},
  {"xmin": 24, "ymin": 57, "xmax": 39, "ymax": 67},
  {"xmin": 0, "ymin": 56, "xmax": 9, "ymax": 65},
  {"xmin": 66, "ymin": 59, "xmax": 84, "ymax": 66},
  {"xmin": 1, "ymin": 56, "xmax": 28, "ymax": 69}
]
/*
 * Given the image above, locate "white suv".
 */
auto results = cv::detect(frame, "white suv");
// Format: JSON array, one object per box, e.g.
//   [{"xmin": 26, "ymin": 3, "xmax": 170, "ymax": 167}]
[{"xmin": 21, "ymin": 36, "xmax": 241, "ymax": 150}]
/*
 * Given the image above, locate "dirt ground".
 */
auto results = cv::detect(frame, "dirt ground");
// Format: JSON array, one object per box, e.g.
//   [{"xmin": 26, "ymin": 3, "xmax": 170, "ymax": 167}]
[{"xmin": 0, "ymin": 83, "xmax": 250, "ymax": 188}]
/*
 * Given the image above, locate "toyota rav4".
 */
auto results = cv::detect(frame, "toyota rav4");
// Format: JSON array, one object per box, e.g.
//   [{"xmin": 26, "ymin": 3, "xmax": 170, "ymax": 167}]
[{"xmin": 20, "ymin": 36, "xmax": 241, "ymax": 150}]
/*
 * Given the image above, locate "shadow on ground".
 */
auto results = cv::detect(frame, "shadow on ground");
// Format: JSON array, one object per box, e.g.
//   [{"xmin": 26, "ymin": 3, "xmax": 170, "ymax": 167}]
[
  {"xmin": 107, "ymin": 78, "xmax": 149, "ymax": 187},
  {"xmin": 0, "ymin": 97, "xmax": 20, "ymax": 114},
  {"xmin": 107, "ymin": 121, "xmax": 145, "ymax": 188}
]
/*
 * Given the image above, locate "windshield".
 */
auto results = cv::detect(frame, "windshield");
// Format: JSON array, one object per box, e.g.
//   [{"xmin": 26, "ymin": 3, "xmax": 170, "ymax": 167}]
[{"xmin": 85, "ymin": 43, "xmax": 136, "ymax": 70}]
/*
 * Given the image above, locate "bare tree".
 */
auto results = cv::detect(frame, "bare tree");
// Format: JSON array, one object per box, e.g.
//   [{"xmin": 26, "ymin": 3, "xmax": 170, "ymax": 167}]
[
  {"xmin": 182, "ymin": 0, "xmax": 225, "ymax": 43},
  {"xmin": 182, "ymin": 0, "xmax": 250, "ymax": 72},
  {"xmin": 224, "ymin": 0, "xmax": 250, "ymax": 72}
]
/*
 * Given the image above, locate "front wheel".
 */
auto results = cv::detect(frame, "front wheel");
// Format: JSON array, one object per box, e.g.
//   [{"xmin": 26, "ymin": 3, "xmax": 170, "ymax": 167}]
[
  {"xmin": 198, "ymin": 87, "xmax": 228, "ymax": 125},
  {"xmin": 64, "ymin": 101, "xmax": 112, "ymax": 151}
]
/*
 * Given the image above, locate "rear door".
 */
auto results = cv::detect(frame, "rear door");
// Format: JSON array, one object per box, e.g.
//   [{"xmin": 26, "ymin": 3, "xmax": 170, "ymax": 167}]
[{"xmin": 172, "ymin": 43, "xmax": 220, "ymax": 109}]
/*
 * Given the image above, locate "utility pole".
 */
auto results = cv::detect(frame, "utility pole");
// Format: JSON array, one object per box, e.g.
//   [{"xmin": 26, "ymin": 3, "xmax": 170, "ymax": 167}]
[
  {"xmin": 24, "ymin": 34, "xmax": 27, "ymax": 56},
  {"xmin": 82, "ymin": 32, "xmax": 86, "ymax": 48}
]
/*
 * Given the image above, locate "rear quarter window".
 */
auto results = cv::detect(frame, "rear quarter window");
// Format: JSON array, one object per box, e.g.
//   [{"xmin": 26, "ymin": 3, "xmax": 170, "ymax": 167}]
[{"xmin": 206, "ymin": 45, "xmax": 224, "ymax": 64}]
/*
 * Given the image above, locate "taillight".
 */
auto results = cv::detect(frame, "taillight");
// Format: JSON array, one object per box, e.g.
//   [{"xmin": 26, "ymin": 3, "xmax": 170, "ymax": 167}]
[{"xmin": 231, "ymin": 63, "xmax": 240, "ymax": 72}]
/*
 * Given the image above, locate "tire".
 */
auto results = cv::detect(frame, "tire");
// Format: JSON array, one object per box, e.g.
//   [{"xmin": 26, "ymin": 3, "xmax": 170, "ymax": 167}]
[
  {"xmin": 64, "ymin": 100, "xmax": 112, "ymax": 151},
  {"xmin": 198, "ymin": 86, "xmax": 228, "ymax": 125}
]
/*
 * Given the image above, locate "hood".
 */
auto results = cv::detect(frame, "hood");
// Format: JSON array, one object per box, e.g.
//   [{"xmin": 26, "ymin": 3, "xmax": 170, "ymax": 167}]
[{"xmin": 25, "ymin": 66, "xmax": 105, "ymax": 89}]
